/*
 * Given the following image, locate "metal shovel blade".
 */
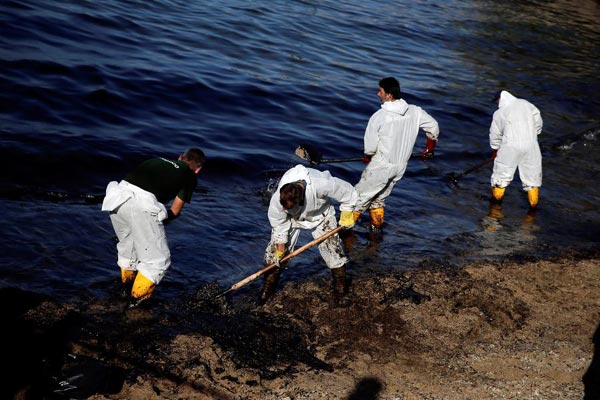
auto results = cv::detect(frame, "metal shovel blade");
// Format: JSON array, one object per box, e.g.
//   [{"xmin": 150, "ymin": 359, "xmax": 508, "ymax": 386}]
[{"xmin": 295, "ymin": 143, "xmax": 322, "ymax": 164}]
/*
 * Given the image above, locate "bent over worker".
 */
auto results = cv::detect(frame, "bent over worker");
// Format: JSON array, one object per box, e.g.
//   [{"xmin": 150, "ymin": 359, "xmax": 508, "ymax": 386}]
[
  {"xmin": 101, "ymin": 148, "xmax": 206, "ymax": 307},
  {"xmin": 354, "ymin": 77, "xmax": 439, "ymax": 232},
  {"xmin": 489, "ymin": 90, "xmax": 543, "ymax": 209},
  {"xmin": 261, "ymin": 164, "xmax": 357, "ymax": 306}
]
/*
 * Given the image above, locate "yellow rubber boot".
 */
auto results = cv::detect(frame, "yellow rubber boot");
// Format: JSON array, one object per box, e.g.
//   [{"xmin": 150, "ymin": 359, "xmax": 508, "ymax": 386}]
[
  {"xmin": 369, "ymin": 207, "xmax": 384, "ymax": 232},
  {"xmin": 527, "ymin": 188, "xmax": 539, "ymax": 209},
  {"xmin": 353, "ymin": 211, "xmax": 361, "ymax": 222},
  {"xmin": 492, "ymin": 186, "xmax": 505, "ymax": 203},
  {"xmin": 121, "ymin": 268, "xmax": 137, "ymax": 284},
  {"xmin": 131, "ymin": 272, "xmax": 156, "ymax": 303}
]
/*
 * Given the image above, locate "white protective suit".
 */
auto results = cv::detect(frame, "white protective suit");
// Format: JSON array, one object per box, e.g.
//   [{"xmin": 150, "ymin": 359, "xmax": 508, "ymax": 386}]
[
  {"xmin": 490, "ymin": 90, "xmax": 543, "ymax": 190},
  {"xmin": 354, "ymin": 99, "xmax": 439, "ymax": 210},
  {"xmin": 266, "ymin": 164, "xmax": 358, "ymax": 270},
  {"xmin": 101, "ymin": 180, "xmax": 170, "ymax": 284}
]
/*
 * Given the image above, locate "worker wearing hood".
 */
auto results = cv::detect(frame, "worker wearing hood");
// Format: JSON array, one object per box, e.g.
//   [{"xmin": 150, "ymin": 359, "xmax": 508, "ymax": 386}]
[
  {"xmin": 354, "ymin": 77, "xmax": 439, "ymax": 232},
  {"xmin": 489, "ymin": 90, "xmax": 543, "ymax": 209},
  {"xmin": 260, "ymin": 164, "xmax": 358, "ymax": 306}
]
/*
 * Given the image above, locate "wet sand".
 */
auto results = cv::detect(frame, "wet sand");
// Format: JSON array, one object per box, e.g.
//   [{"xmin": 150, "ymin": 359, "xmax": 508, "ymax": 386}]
[{"xmin": 5, "ymin": 252, "xmax": 600, "ymax": 400}]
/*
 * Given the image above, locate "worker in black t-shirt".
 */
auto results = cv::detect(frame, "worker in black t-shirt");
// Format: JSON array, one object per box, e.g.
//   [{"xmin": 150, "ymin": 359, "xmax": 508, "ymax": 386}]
[{"xmin": 102, "ymin": 148, "xmax": 206, "ymax": 307}]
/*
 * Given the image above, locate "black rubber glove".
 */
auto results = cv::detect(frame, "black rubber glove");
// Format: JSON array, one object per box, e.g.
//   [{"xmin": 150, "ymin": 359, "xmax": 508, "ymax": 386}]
[{"xmin": 163, "ymin": 209, "xmax": 178, "ymax": 225}]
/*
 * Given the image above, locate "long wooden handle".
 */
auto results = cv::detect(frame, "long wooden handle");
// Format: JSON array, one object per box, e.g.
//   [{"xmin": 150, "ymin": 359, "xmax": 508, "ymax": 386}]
[
  {"xmin": 296, "ymin": 143, "xmax": 427, "ymax": 165},
  {"xmin": 458, "ymin": 157, "xmax": 494, "ymax": 178},
  {"xmin": 217, "ymin": 226, "xmax": 345, "ymax": 297},
  {"xmin": 317, "ymin": 157, "xmax": 364, "ymax": 164},
  {"xmin": 318, "ymin": 151, "xmax": 425, "ymax": 165}
]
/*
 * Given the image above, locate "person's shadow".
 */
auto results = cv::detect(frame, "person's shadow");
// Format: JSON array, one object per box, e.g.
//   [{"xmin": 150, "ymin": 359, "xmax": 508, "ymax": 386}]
[
  {"xmin": 346, "ymin": 377, "xmax": 383, "ymax": 400},
  {"xmin": 583, "ymin": 321, "xmax": 600, "ymax": 398}
]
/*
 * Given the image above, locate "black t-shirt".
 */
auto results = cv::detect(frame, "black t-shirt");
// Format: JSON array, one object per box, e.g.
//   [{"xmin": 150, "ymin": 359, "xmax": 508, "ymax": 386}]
[{"xmin": 124, "ymin": 158, "xmax": 197, "ymax": 204}]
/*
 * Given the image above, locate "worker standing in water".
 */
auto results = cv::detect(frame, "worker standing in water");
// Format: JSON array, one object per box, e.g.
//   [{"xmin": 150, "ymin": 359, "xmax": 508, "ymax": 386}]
[
  {"xmin": 260, "ymin": 164, "xmax": 357, "ymax": 306},
  {"xmin": 101, "ymin": 148, "xmax": 206, "ymax": 307},
  {"xmin": 353, "ymin": 77, "xmax": 440, "ymax": 233},
  {"xmin": 489, "ymin": 90, "xmax": 543, "ymax": 210}
]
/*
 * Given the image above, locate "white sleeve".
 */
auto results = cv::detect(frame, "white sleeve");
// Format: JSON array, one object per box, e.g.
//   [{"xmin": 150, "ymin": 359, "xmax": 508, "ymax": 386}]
[
  {"xmin": 532, "ymin": 106, "xmax": 543, "ymax": 135},
  {"xmin": 267, "ymin": 191, "xmax": 291, "ymax": 244},
  {"xmin": 364, "ymin": 112, "xmax": 380, "ymax": 155},
  {"xmin": 419, "ymin": 108, "xmax": 440, "ymax": 141},
  {"xmin": 489, "ymin": 111, "xmax": 503, "ymax": 149},
  {"xmin": 316, "ymin": 176, "xmax": 358, "ymax": 212}
]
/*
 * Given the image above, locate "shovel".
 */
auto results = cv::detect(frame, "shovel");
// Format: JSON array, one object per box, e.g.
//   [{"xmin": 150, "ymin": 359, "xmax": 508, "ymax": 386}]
[
  {"xmin": 294, "ymin": 143, "xmax": 363, "ymax": 165},
  {"xmin": 447, "ymin": 156, "xmax": 494, "ymax": 185},
  {"xmin": 295, "ymin": 143, "xmax": 425, "ymax": 166},
  {"xmin": 216, "ymin": 226, "xmax": 345, "ymax": 298}
]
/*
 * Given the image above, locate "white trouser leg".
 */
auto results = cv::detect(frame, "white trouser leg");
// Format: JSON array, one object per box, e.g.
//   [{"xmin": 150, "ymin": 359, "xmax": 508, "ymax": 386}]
[
  {"xmin": 114, "ymin": 198, "xmax": 170, "ymax": 284},
  {"xmin": 491, "ymin": 146, "xmax": 519, "ymax": 188},
  {"xmin": 312, "ymin": 208, "xmax": 347, "ymax": 270},
  {"xmin": 355, "ymin": 164, "xmax": 396, "ymax": 211},
  {"xmin": 518, "ymin": 144, "xmax": 542, "ymax": 190},
  {"xmin": 110, "ymin": 207, "xmax": 138, "ymax": 270}
]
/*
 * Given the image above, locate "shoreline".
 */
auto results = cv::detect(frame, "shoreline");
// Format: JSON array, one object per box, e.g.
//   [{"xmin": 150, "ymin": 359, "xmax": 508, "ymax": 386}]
[{"xmin": 5, "ymin": 252, "xmax": 600, "ymax": 399}]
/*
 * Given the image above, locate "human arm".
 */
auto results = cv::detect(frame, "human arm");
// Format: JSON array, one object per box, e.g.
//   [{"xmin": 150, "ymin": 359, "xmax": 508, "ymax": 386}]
[
  {"xmin": 321, "ymin": 177, "xmax": 358, "ymax": 212},
  {"xmin": 489, "ymin": 111, "xmax": 504, "ymax": 150},
  {"xmin": 267, "ymin": 190, "xmax": 292, "ymax": 245},
  {"xmin": 267, "ymin": 192, "xmax": 291, "ymax": 266},
  {"xmin": 419, "ymin": 108, "xmax": 440, "ymax": 142},
  {"xmin": 170, "ymin": 196, "xmax": 185, "ymax": 217},
  {"xmin": 273, "ymin": 243, "xmax": 287, "ymax": 265},
  {"xmin": 164, "ymin": 196, "xmax": 185, "ymax": 224},
  {"xmin": 331, "ymin": 179, "xmax": 357, "ymax": 228},
  {"xmin": 316, "ymin": 174, "xmax": 358, "ymax": 228},
  {"xmin": 421, "ymin": 137, "xmax": 437, "ymax": 159},
  {"xmin": 363, "ymin": 113, "xmax": 381, "ymax": 157},
  {"xmin": 532, "ymin": 106, "xmax": 543, "ymax": 135},
  {"xmin": 419, "ymin": 109, "xmax": 439, "ymax": 159}
]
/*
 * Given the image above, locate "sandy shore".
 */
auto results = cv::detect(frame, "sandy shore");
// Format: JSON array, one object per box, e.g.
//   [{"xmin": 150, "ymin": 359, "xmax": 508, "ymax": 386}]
[{"xmin": 5, "ymin": 253, "xmax": 600, "ymax": 399}]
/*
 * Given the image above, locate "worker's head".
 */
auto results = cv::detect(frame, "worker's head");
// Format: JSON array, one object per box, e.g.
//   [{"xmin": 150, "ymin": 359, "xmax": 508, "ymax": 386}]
[
  {"xmin": 181, "ymin": 148, "xmax": 206, "ymax": 174},
  {"xmin": 279, "ymin": 181, "xmax": 305, "ymax": 211},
  {"xmin": 378, "ymin": 77, "xmax": 401, "ymax": 103}
]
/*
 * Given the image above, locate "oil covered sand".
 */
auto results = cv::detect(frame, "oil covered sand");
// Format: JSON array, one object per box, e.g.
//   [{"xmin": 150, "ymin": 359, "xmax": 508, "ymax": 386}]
[{"xmin": 6, "ymin": 253, "xmax": 600, "ymax": 399}]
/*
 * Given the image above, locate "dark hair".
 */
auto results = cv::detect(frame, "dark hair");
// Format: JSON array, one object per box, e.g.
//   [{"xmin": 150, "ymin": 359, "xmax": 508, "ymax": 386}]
[
  {"xmin": 279, "ymin": 182, "xmax": 305, "ymax": 209},
  {"xmin": 182, "ymin": 148, "xmax": 206, "ymax": 169},
  {"xmin": 492, "ymin": 90, "xmax": 503, "ymax": 102},
  {"xmin": 379, "ymin": 77, "xmax": 401, "ymax": 99}
]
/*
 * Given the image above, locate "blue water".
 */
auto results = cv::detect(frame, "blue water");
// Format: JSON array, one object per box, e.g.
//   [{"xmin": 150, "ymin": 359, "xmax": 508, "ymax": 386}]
[{"xmin": 1, "ymin": 0, "xmax": 599, "ymax": 303}]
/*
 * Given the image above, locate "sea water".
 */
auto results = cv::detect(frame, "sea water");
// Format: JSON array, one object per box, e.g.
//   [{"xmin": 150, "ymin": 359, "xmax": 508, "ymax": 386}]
[{"xmin": 1, "ymin": 0, "xmax": 599, "ymax": 302}]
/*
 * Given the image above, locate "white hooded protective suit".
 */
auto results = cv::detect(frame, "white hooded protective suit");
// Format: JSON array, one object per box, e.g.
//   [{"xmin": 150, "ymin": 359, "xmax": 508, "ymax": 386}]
[
  {"xmin": 490, "ymin": 90, "xmax": 543, "ymax": 190},
  {"xmin": 101, "ymin": 180, "xmax": 170, "ymax": 284},
  {"xmin": 355, "ymin": 99, "xmax": 439, "ymax": 210},
  {"xmin": 265, "ymin": 164, "xmax": 357, "ymax": 270}
]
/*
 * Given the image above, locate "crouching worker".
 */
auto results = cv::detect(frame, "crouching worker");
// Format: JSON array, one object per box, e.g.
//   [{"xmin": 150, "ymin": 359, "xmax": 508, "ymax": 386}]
[
  {"xmin": 260, "ymin": 164, "xmax": 357, "ymax": 306},
  {"xmin": 101, "ymin": 148, "xmax": 206, "ymax": 307}
]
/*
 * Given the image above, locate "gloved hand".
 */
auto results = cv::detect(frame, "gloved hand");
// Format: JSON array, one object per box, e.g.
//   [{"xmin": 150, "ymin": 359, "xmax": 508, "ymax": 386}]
[
  {"xmin": 339, "ymin": 210, "xmax": 355, "ymax": 229},
  {"xmin": 363, "ymin": 155, "xmax": 372, "ymax": 163},
  {"xmin": 163, "ymin": 209, "xmax": 178, "ymax": 225},
  {"xmin": 273, "ymin": 248, "xmax": 286, "ymax": 267},
  {"xmin": 421, "ymin": 137, "xmax": 436, "ymax": 160},
  {"xmin": 491, "ymin": 149, "xmax": 498, "ymax": 159}
]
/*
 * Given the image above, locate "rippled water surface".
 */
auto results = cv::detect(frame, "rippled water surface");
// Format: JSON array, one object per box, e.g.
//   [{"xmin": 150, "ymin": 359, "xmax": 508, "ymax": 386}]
[{"xmin": 1, "ymin": 0, "xmax": 599, "ymax": 302}]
